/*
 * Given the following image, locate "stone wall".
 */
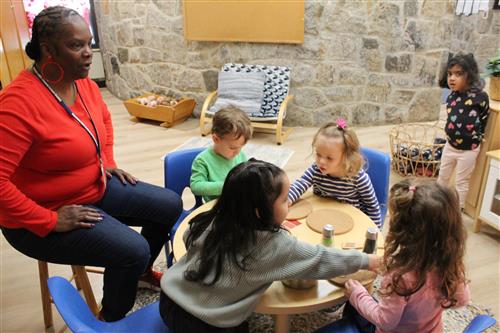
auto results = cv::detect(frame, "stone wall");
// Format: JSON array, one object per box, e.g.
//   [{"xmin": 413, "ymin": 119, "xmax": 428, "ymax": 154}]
[{"xmin": 94, "ymin": 0, "xmax": 500, "ymax": 126}]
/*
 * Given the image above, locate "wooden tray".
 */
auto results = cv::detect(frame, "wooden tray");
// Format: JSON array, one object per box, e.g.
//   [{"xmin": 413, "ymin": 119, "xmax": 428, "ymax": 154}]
[
  {"xmin": 123, "ymin": 94, "xmax": 196, "ymax": 128},
  {"xmin": 329, "ymin": 270, "xmax": 377, "ymax": 287}
]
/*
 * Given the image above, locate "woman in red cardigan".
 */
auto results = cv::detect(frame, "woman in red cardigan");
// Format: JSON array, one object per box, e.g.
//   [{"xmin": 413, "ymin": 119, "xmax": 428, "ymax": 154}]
[{"xmin": 0, "ymin": 6, "xmax": 182, "ymax": 322}]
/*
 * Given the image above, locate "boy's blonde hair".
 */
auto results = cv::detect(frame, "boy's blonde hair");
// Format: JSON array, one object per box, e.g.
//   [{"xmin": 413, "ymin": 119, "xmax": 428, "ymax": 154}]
[
  {"xmin": 312, "ymin": 122, "xmax": 363, "ymax": 178},
  {"xmin": 211, "ymin": 106, "xmax": 253, "ymax": 142}
]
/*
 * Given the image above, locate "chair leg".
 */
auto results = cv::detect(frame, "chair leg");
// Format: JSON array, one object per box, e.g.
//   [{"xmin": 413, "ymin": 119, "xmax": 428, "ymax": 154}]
[
  {"xmin": 276, "ymin": 121, "xmax": 283, "ymax": 145},
  {"xmin": 37, "ymin": 261, "xmax": 53, "ymax": 328},
  {"xmin": 72, "ymin": 265, "xmax": 99, "ymax": 316},
  {"xmin": 71, "ymin": 265, "xmax": 82, "ymax": 290},
  {"xmin": 275, "ymin": 95, "xmax": 293, "ymax": 145}
]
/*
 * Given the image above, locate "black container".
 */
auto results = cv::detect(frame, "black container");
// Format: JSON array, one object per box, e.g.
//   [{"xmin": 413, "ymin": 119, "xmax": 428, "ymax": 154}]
[{"xmin": 362, "ymin": 227, "xmax": 378, "ymax": 254}]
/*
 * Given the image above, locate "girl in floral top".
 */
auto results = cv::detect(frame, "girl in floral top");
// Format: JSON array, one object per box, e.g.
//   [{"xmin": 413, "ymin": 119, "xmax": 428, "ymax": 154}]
[{"xmin": 437, "ymin": 53, "xmax": 490, "ymax": 207}]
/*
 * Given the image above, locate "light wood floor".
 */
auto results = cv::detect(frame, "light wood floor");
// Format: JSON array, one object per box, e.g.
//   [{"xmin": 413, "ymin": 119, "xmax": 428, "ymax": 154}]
[{"xmin": 1, "ymin": 89, "xmax": 498, "ymax": 332}]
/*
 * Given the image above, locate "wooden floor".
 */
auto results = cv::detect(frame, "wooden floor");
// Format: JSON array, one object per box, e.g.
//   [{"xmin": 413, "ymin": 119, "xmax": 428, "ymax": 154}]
[{"xmin": 1, "ymin": 89, "xmax": 498, "ymax": 332}]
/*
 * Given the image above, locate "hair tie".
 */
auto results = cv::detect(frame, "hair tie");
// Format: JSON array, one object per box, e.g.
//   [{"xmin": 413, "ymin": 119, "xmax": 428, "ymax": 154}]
[
  {"xmin": 336, "ymin": 118, "xmax": 347, "ymax": 130},
  {"xmin": 409, "ymin": 185, "xmax": 416, "ymax": 192}
]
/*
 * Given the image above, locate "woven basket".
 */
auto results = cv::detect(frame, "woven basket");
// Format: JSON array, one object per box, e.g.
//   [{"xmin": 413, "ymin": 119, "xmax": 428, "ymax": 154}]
[{"xmin": 389, "ymin": 123, "xmax": 447, "ymax": 178}]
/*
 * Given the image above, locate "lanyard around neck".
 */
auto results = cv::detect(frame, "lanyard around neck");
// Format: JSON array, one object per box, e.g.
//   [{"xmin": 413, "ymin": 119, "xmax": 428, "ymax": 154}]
[{"xmin": 32, "ymin": 65, "xmax": 102, "ymax": 158}]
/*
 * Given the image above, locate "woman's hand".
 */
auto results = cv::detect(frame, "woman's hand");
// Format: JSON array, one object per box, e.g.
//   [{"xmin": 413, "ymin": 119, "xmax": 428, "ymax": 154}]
[
  {"xmin": 54, "ymin": 205, "xmax": 103, "ymax": 232},
  {"xmin": 106, "ymin": 167, "xmax": 137, "ymax": 185},
  {"xmin": 344, "ymin": 279, "xmax": 363, "ymax": 298}
]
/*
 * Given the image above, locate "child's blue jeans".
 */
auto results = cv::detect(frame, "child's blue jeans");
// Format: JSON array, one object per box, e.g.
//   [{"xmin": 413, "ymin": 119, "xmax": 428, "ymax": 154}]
[{"xmin": 343, "ymin": 301, "xmax": 376, "ymax": 333}]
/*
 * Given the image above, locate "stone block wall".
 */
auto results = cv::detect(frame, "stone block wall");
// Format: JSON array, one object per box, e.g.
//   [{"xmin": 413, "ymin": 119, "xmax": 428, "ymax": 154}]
[{"xmin": 94, "ymin": 0, "xmax": 500, "ymax": 126}]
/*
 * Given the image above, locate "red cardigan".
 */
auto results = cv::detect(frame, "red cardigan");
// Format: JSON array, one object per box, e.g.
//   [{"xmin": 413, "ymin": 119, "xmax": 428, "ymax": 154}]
[{"xmin": 0, "ymin": 70, "xmax": 117, "ymax": 237}]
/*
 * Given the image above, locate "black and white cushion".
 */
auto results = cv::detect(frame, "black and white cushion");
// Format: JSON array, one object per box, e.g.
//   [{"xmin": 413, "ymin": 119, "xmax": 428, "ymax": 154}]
[
  {"xmin": 209, "ymin": 63, "xmax": 291, "ymax": 121},
  {"xmin": 209, "ymin": 70, "xmax": 266, "ymax": 116}
]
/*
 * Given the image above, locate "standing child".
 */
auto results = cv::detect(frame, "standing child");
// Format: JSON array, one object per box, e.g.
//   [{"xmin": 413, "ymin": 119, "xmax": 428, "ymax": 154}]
[
  {"xmin": 160, "ymin": 159, "xmax": 379, "ymax": 333},
  {"xmin": 437, "ymin": 53, "xmax": 490, "ymax": 208},
  {"xmin": 288, "ymin": 120, "xmax": 382, "ymax": 229},
  {"xmin": 343, "ymin": 179, "xmax": 470, "ymax": 333},
  {"xmin": 190, "ymin": 106, "xmax": 252, "ymax": 202}
]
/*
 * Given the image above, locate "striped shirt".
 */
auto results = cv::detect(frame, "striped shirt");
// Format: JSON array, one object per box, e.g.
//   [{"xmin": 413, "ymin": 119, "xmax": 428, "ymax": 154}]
[{"xmin": 288, "ymin": 164, "xmax": 382, "ymax": 228}]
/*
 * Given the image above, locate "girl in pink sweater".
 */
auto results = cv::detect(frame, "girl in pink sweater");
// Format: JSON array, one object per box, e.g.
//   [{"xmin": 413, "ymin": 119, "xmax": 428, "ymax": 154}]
[{"xmin": 343, "ymin": 179, "xmax": 470, "ymax": 333}]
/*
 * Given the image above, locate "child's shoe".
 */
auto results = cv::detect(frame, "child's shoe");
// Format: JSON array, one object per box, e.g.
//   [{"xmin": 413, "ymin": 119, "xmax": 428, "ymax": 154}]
[{"xmin": 137, "ymin": 268, "xmax": 163, "ymax": 291}]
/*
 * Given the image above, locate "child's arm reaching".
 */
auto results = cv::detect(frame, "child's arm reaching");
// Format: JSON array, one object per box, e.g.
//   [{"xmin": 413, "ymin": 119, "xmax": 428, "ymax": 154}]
[
  {"xmin": 288, "ymin": 166, "xmax": 315, "ymax": 204},
  {"xmin": 190, "ymin": 158, "xmax": 224, "ymax": 198},
  {"xmin": 357, "ymin": 170, "xmax": 382, "ymax": 229},
  {"xmin": 345, "ymin": 278, "xmax": 407, "ymax": 331}
]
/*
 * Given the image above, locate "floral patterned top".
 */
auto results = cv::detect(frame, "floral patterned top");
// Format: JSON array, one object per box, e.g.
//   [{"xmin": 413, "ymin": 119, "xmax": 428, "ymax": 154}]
[{"xmin": 445, "ymin": 88, "xmax": 490, "ymax": 151}]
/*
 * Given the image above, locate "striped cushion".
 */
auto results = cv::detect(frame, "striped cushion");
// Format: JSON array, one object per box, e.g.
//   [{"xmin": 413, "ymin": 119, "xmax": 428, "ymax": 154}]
[{"xmin": 209, "ymin": 70, "xmax": 265, "ymax": 116}]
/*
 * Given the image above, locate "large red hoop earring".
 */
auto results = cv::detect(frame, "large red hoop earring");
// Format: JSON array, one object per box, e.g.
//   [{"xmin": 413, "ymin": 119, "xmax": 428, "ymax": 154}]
[{"xmin": 41, "ymin": 56, "xmax": 64, "ymax": 84}]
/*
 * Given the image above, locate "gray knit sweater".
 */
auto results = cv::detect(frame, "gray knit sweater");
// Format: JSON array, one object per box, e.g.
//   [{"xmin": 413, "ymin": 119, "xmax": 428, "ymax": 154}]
[{"xmin": 160, "ymin": 225, "xmax": 369, "ymax": 328}]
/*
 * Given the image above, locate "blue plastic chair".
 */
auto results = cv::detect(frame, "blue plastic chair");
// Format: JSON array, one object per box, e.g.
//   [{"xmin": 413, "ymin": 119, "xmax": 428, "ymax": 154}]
[
  {"xmin": 47, "ymin": 276, "xmax": 169, "ymax": 333},
  {"xmin": 360, "ymin": 147, "xmax": 390, "ymax": 227},
  {"xmin": 312, "ymin": 314, "xmax": 496, "ymax": 333},
  {"xmin": 463, "ymin": 314, "xmax": 497, "ymax": 333},
  {"xmin": 163, "ymin": 147, "xmax": 205, "ymax": 266}
]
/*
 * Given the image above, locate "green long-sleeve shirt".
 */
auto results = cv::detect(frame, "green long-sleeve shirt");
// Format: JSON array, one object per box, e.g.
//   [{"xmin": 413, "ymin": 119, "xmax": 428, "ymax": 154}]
[{"xmin": 190, "ymin": 147, "xmax": 248, "ymax": 202}]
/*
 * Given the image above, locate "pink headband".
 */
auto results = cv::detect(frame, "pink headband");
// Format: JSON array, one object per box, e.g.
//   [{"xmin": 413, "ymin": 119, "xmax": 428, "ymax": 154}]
[{"xmin": 336, "ymin": 118, "xmax": 347, "ymax": 130}]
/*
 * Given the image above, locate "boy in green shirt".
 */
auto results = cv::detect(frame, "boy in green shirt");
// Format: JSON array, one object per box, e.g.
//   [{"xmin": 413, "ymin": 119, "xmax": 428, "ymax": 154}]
[{"xmin": 190, "ymin": 106, "xmax": 253, "ymax": 202}]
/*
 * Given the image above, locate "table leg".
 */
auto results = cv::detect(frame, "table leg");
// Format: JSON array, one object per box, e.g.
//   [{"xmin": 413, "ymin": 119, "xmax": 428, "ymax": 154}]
[{"xmin": 274, "ymin": 314, "xmax": 290, "ymax": 333}]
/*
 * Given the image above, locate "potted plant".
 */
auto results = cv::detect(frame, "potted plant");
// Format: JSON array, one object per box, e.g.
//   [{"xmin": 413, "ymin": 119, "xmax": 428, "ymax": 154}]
[{"xmin": 485, "ymin": 49, "xmax": 500, "ymax": 101}]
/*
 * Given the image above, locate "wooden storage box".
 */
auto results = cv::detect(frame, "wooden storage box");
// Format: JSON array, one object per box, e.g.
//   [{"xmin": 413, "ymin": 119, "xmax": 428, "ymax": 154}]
[{"xmin": 123, "ymin": 94, "xmax": 196, "ymax": 128}]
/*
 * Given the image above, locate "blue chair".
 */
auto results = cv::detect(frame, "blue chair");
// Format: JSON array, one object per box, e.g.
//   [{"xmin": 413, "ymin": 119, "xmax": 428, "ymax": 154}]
[
  {"xmin": 47, "ymin": 276, "xmax": 169, "ymax": 333},
  {"xmin": 164, "ymin": 147, "xmax": 205, "ymax": 266},
  {"xmin": 312, "ymin": 314, "xmax": 496, "ymax": 333},
  {"xmin": 463, "ymin": 314, "xmax": 497, "ymax": 333},
  {"xmin": 360, "ymin": 147, "xmax": 390, "ymax": 227}
]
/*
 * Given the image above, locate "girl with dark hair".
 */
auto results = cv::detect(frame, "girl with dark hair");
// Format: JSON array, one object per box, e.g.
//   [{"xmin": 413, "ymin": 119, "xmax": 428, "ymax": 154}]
[
  {"xmin": 437, "ymin": 52, "xmax": 490, "ymax": 207},
  {"xmin": 0, "ymin": 6, "xmax": 182, "ymax": 322},
  {"xmin": 342, "ymin": 179, "xmax": 470, "ymax": 333},
  {"xmin": 159, "ymin": 159, "xmax": 379, "ymax": 333}
]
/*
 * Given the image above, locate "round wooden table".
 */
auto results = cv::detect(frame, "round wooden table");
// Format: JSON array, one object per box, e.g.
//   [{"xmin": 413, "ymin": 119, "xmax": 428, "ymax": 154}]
[{"xmin": 173, "ymin": 192, "xmax": 383, "ymax": 333}]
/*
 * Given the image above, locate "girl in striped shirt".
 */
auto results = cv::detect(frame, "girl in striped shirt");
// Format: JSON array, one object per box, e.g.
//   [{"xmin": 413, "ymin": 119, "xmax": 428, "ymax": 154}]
[{"xmin": 288, "ymin": 120, "xmax": 382, "ymax": 229}]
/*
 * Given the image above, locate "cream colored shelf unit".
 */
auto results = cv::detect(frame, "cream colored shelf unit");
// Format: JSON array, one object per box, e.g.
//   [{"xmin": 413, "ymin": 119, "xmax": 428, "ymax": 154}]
[
  {"xmin": 474, "ymin": 150, "xmax": 500, "ymax": 232},
  {"xmin": 465, "ymin": 96, "xmax": 500, "ymax": 218}
]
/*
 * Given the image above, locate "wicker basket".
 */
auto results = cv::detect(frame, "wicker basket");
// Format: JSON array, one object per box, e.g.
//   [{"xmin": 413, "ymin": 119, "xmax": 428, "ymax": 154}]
[{"xmin": 389, "ymin": 123, "xmax": 447, "ymax": 178}]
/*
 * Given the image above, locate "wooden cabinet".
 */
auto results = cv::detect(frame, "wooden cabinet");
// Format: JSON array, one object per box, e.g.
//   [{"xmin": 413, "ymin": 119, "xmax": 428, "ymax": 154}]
[
  {"xmin": 0, "ymin": 0, "xmax": 31, "ymax": 89},
  {"xmin": 465, "ymin": 95, "xmax": 500, "ymax": 218},
  {"xmin": 474, "ymin": 150, "xmax": 500, "ymax": 232}
]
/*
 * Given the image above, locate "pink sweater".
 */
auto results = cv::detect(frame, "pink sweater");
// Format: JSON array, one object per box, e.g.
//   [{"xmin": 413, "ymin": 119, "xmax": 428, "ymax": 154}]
[{"xmin": 349, "ymin": 270, "xmax": 470, "ymax": 333}]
